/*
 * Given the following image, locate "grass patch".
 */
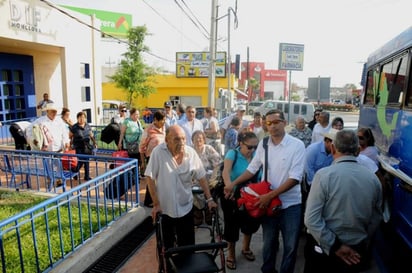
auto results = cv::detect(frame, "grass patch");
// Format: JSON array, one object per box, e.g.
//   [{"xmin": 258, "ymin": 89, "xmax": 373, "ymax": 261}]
[{"xmin": 0, "ymin": 190, "xmax": 122, "ymax": 273}]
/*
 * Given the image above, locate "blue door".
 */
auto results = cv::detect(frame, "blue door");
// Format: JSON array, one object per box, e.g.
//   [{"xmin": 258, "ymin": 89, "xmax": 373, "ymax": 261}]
[{"xmin": 0, "ymin": 53, "xmax": 36, "ymax": 122}]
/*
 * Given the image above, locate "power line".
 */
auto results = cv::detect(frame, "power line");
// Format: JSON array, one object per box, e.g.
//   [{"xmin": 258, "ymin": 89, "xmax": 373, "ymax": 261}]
[
  {"xmin": 141, "ymin": 0, "xmax": 205, "ymax": 48},
  {"xmin": 173, "ymin": 0, "xmax": 210, "ymax": 40},
  {"xmin": 39, "ymin": 0, "xmax": 175, "ymax": 64},
  {"xmin": 179, "ymin": 0, "xmax": 210, "ymax": 37}
]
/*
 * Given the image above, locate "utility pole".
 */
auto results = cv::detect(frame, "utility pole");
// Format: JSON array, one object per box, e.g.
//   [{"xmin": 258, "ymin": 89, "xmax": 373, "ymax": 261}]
[
  {"xmin": 227, "ymin": 8, "xmax": 231, "ymax": 108},
  {"xmin": 227, "ymin": 6, "xmax": 237, "ymax": 111},
  {"xmin": 208, "ymin": 0, "xmax": 218, "ymax": 108},
  {"xmin": 246, "ymin": 46, "xmax": 250, "ymax": 97}
]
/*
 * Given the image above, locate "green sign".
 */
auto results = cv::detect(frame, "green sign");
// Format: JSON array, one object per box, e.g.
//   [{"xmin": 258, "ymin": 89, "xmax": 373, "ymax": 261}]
[{"xmin": 61, "ymin": 5, "xmax": 132, "ymax": 38}]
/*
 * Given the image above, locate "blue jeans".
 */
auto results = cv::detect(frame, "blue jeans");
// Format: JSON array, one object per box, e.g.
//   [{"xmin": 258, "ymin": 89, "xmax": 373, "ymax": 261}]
[{"xmin": 261, "ymin": 204, "xmax": 302, "ymax": 273}]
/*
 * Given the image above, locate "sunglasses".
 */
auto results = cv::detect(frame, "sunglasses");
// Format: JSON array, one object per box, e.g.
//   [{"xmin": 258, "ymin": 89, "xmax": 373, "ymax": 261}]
[
  {"xmin": 265, "ymin": 119, "xmax": 284, "ymax": 126},
  {"xmin": 243, "ymin": 142, "xmax": 258, "ymax": 150},
  {"xmin": 358, "ymin": 136, "xmax": 365, "ymax": 140},
  {"xmin": 121, "ymin": 110, "xmax": 127, "ymax": 113}
]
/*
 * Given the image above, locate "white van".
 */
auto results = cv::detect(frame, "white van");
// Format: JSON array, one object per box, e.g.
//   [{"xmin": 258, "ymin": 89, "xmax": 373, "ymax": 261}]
[{"xmin": 254, "ymin": 100, "xmax": 315, "ymax": 123}]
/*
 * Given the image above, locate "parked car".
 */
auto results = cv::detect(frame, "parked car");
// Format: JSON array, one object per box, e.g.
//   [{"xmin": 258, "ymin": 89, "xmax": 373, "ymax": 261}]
[{"xmin": 247, "ymin": 101, "xmax": 264, "ymax": 115}]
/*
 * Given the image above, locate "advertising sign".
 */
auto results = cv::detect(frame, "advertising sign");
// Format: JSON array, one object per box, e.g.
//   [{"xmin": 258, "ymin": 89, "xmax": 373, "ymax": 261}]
[
  {"xmin": 61, "ymin": 6, "xmax": 131, "ymax": 38},
  {"xmin": 176, "ymin": 51, "xmax": 226, "ymax": 78},
  {"xmin": 278, "ymin": 43, "xmax": 304, "ymax": 71}
]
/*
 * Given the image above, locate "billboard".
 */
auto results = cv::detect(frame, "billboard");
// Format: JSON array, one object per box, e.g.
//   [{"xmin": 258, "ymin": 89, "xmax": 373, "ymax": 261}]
[
  {"xmin": 278, "ymin": 43, "xmax": 304, "ymax": 71},
  {"xmin": 307, "ymin": 77, "xmax": 331, "ymax": 102},
  {"xmin": 61, "ymin": 6, "xmax": 132, "ymax": 38},
  {"xmin": 176, "ymin": 52, "xmax": 226, "ymax": 78}
]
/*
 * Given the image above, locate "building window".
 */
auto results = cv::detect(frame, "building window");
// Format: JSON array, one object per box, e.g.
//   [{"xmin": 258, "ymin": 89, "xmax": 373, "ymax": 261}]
[
  {"xmin": 80, "ymin": 63, "xmax": 90, "ymax": 79},
  {"xmin": 81, "ymin": 86, "xmax": 91, "ymax": 102},
  {"xmin": 83, "ymin": 108, "xmax": 92, "ymax": 123}
]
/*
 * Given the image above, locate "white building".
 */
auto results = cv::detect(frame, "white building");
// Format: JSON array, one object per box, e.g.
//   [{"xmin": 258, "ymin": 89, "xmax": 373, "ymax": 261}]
[{"xmin": 0, "ymin": 0, "xmax": 103, "ymax": 124}]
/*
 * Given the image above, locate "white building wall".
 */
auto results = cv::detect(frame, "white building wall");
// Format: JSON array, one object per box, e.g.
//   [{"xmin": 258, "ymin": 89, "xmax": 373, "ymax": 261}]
[
  {"xmin": 0, "ymin": 0, "xmax": 103, "ymax": 124},
  {"xmin": 264, "ymin": 81, "xmax": 285, "ymax": 100}
]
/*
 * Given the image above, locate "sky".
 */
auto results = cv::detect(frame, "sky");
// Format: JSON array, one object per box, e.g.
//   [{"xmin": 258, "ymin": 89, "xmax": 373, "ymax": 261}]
[{"xmin": 51, "ymin": 0, "xmax": 412, "ymax": 88}]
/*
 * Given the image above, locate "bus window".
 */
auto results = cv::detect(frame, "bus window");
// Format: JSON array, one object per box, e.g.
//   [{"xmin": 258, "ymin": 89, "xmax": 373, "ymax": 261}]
[
  {"xmin": 365, "ymin": 68, "xmax": 377, "ymax": 105},
  {"xmin": 382, "ymin": 53, "xmax": 408, "ymax": 106},
  {"xmin": 406, "ymin": 61, "xmax": 412, "ymax": 108}
]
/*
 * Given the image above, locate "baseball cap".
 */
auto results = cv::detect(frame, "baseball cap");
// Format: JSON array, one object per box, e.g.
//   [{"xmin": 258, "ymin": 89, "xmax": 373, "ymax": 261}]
[
  {"xmin": 164, "ymin": 101, "xmax": 172, "ymax": 107},
  {"xmin": 237, "ymin": 105, "xmax": 246, "ymax": 111},
  {"xmin": 321, "ymin": 128, "xmax": 339, "ymax": 142}
]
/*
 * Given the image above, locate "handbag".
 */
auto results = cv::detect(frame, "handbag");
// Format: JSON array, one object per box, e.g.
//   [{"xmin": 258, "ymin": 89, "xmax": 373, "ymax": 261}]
[
  {"xmin": 237, "ymin": 136, "xmax": 282, "ymax": 218},
  {"xmin": 84, "ymin": 141, "xmax": 94, "ymax": 154},
  {"xmin": 62, "ymin": 149, "xmax": 78, "ymax": 171},
  {"xmin": 126, "ymin": 141, "xmax": 139, "ymax": 155}
]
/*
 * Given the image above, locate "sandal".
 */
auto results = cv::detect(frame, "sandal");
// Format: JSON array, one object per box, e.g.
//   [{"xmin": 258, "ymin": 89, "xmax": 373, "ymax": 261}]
[
  {"xmin": 242, "ymin": 250, "xmax": 256, "ymax": 261},
  {"xmin": 226, "ymin": 258, "xmax": 237, "ymax": 270}
]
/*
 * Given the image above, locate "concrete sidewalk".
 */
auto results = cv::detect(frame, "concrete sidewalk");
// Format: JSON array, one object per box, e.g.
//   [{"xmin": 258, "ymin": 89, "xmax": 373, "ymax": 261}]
[{"xmin": 117, "ymin": 206, "xmax": 380, "ymax": 273}]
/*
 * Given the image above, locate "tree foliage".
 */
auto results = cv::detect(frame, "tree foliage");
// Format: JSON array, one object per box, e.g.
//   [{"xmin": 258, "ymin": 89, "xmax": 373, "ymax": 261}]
[{"xmin": 110, "ymin": 26, "xmax": 156, "ymax": 106}]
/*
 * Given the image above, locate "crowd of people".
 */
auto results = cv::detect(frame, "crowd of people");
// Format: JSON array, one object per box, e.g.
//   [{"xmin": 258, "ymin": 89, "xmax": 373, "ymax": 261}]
[{"xmin": 9, "ymin": 96, "xmax": 385, "ymax": 273}]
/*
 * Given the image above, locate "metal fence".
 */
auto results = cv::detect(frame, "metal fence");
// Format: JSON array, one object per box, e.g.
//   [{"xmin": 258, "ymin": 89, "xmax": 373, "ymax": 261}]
[{"xmin": 0, "ymin": 149, "xmax": 140, "ymax": 273}]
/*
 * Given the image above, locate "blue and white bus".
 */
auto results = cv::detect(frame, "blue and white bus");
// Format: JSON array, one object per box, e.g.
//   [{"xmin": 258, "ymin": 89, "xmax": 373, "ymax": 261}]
[{"xmin": 359, "ymin": 26, "xmax": 412, "ymax": 272}]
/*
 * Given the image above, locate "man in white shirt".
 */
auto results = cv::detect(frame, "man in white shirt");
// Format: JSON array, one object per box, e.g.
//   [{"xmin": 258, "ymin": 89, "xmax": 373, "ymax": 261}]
[
  {"xmin": 26, "ymin": 103, "xmax": 70, "ymax": 152},
  {"xmin": 145, "ymin": 125, "xmax": 217, "ymax": 249},
  {"xmin": 311, "ymin": 111, "xmax": 331, "ymax": 143},
  {"xmin": 228, "ymin": 109, "xmax": 305, "ymax": 273},
  {"xmin": 177, "ymin": 106, "xmax": 204, "ymax": 146}
]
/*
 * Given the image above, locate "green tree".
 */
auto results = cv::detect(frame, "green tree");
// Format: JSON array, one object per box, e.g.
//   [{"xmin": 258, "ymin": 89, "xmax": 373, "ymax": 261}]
[
  {"xmin": 110, "ymin": 26, "xmax": 156, "ymax": 106},
  {"xmin": 249, "ymin": 77, "xmax": 260, "ymax": 98}
]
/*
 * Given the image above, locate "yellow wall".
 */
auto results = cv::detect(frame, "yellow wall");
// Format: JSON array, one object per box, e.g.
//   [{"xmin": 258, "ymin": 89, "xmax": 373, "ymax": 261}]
[{"xmin": 103, "ymin": 74, "xmax": 230, "ymax": 109}]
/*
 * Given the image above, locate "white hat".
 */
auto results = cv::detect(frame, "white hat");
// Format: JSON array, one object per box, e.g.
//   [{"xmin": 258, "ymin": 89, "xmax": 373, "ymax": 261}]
[
  {"xmin": 321, "ymin": 128, "xmax": 340, "ymax": 142},
  {"xmin": 44, "ymin": 103, "xmax": 58, "ymax": 112},
  {"xmin": 237, "ymin": 105, "xmax": 246, "ymax": 111}
]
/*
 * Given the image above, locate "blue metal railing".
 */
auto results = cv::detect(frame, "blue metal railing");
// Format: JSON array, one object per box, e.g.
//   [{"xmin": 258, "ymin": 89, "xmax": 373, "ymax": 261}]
[{"xmin": 0, "ymin": 149, "xmax": 139, "ymax": 273}]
